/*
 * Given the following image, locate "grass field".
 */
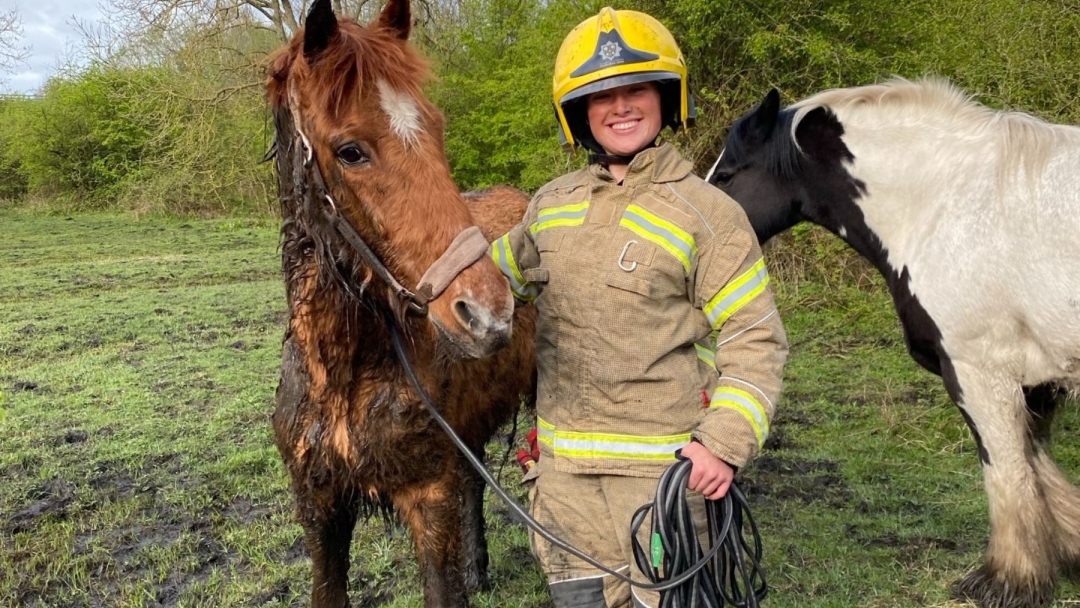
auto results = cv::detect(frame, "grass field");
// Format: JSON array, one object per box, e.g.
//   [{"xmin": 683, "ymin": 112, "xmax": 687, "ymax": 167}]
[{"xmin": 1, "ymin": 210, "xmax": 1077, "ymax": 608}]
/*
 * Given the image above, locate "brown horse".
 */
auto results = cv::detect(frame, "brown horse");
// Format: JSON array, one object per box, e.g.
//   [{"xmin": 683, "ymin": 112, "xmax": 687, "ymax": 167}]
[{"xmin": 265, "ymin": 0, "xmax": 536, "ymax": 606}]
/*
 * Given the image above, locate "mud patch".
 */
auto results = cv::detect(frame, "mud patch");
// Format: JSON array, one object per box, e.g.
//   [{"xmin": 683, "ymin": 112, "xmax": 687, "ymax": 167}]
[
  {"xmin": 9, "ymin": 479, "xmax": 74, "ymax": 533},
  {"xmin": 13, "ymin": 380, "xmax": 41, "ymax": 392},
  {"xmin": 740, "ymin": 454, "xmax": 850, "ymax": 508},
  {"xmin": 846, "ymin": 525, "xmax": 968, "ymax": 567},
  {"xmin": 56, "ymin": 429, "xmax": 90, "ymax": 445}
]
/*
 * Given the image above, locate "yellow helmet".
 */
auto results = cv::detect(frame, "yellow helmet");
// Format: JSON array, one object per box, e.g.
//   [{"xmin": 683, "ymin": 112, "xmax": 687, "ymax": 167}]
[{"xmin": 553, "ymin": 7, "xmax": 695, "ymax": 153}]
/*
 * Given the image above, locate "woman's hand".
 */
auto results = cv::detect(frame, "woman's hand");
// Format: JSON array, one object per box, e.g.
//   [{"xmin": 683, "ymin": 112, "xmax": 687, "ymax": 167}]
[{"xmin": 680, "ymin": 441, "xmax": 735, "ymax": 500}]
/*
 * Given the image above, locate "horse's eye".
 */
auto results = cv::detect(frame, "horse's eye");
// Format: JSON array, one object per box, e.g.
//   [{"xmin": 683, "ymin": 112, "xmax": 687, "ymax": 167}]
[
  {"xmin": 712, "ymin": 171, "xmax": 735, "ymax": 186},
  {"xmin": 336, "ymin": 144, "xmax": 370, "ymax": 166}
]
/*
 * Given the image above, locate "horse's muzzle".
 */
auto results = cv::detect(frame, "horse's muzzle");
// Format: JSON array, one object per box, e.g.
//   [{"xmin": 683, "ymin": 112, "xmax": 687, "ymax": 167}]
[{"xmin": 449, "ymin": 292, "xmax": 514, "ymax": 357}]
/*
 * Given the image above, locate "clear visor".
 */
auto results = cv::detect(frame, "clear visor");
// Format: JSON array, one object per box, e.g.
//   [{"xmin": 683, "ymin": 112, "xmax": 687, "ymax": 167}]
[{"xmin": 558, "ymin": 71, "xmax": 682, "ymax": 105}]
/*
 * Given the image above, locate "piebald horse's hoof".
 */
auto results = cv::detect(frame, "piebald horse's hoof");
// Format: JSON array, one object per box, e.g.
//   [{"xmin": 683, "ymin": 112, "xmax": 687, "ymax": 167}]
[
  {"xmin": 1063, "ymin": 557, "xmax": 1080, "ymax": 584},
  {"xmin": 951, "ymin": 566, "xmax": 1056, "ymax": 608}
]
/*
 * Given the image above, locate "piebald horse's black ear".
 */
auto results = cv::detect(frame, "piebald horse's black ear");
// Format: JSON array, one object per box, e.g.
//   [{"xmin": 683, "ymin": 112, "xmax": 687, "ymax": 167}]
[
  {"xmin": 749, "ymin": 88, "xmax": 781, "ymax": 143},
  {"xmin": 378, "ymin": 0, "xmax": 411, "ymax": 40},
  {"xmin": 304, "ymin": 0, "xmax": 339, "ymax": 64},
  {"xmin": 795, "ymin": 106, "xmax": 850, "ymax": 163}
]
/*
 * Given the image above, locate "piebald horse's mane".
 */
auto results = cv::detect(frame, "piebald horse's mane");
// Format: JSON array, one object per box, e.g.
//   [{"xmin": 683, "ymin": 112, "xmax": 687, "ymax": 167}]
[{"xmin": 791, "ymin": 77, "xmax": 1079, "ymax": 180}]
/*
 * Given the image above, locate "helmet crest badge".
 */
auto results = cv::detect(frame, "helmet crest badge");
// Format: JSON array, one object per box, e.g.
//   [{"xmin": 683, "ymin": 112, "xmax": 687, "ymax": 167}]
[{"xmin": 599, "ymin": 40, "xmax": 622, "ymax": 62}]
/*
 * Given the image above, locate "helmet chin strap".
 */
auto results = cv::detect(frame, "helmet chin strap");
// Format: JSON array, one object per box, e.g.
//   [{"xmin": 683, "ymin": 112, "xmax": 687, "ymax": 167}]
[{"xmin": 588, "ymin": 138, "xmax": 658, "ymax": 167}]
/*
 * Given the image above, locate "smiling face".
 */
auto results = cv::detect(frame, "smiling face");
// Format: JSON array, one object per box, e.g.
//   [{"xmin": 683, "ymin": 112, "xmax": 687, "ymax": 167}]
[{"xmin": 586, "ymin": 81, "xmax": 663, "ymax": 156}]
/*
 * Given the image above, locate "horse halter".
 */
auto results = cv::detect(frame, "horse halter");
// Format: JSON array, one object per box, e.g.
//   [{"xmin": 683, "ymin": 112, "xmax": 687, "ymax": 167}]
[{"xmin": 292, "ymin": 125, "xmax": 491, "ymax": 316}]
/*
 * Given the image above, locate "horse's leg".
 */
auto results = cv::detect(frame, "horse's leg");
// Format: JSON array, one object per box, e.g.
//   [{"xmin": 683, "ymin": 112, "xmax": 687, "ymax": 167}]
[
  {"xmin": 297, "ymin": 490, "xmax": 358, "ymax": 608},
  {"xmin": 1025, "ymin": 384, "xmax": 1080, "ymax": 582},
  {"xmin": 460, "ymin": 448, "xmax": 491, "ymax": 594},
  {"xmin": 946, "ymin": 362, "xmax": 1058, "ymax": 608},
  {"xmin": 274, "ymin": 340, "xmax": 356, "ymax": 607},
  {"xmin": 394, "ymin": 474, "xmax": 468, "ymax": 608}
]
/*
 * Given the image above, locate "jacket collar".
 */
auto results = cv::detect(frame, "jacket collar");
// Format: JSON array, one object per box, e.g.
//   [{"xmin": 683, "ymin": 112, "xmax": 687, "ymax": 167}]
[{"xmin": 588, "ymin": 143, "xmax": 694, "ymax": 186}]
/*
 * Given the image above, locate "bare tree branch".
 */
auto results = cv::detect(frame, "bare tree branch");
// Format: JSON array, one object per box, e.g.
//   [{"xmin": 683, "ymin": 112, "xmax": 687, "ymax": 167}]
[{"xmin": 0, "ymin": 7, "xmax": 30, "ymax": 76}]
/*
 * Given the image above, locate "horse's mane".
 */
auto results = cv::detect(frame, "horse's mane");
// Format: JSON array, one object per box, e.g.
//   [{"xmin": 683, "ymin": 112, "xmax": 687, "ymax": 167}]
[
  {"xmin": 791, "ymin": 77, "xmax": 1077, "ymax": 181},
  {"xmin": 727, "ymin": 107, "xmax": 803, "ymax": 180},
  {"xmin": 266, "ymin": 17, "xmax": 431, "ymax": 119}
]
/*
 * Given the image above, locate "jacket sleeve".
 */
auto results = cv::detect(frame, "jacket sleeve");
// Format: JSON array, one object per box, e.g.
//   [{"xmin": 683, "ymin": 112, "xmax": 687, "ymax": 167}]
[
  {"xmin": 691, "ymin": 217, "xmax": 789, "ymax": 468},
  {"xmin": 490, "ymin": 196, "xmax": 543, "ymax": 302}
]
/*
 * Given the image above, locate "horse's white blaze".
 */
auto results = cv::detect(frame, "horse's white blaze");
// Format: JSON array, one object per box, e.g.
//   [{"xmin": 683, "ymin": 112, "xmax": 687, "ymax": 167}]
[
  {"xmin": 378, "ymin": 80, "xmax": 422, "ymax": 148},
  {"xmin": 705, "ymin": 148, "xmax": 725, "ymax": 182}
]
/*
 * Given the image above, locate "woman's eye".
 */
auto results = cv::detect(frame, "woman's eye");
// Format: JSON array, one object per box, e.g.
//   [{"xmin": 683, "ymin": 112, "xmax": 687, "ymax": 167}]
[{"xmin": 336, "ymin": 145, "xmax": 369, "ymax": 166}]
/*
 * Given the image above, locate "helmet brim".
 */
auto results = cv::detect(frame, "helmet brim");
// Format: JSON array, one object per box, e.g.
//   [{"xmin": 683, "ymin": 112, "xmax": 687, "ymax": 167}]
[{"xmin": 558, "ymin": 71, "xmax": 683, "ymax": 105}]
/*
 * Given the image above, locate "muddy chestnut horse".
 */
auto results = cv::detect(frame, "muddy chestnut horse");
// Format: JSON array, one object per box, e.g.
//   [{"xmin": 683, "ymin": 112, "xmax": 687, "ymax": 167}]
[
  {"xmin": 708, "ymin": 80, "xmax": 1080, "ymax": 608},
  {"xmin": 265, "ymin": 0, "xmax": 535, "ymax": 606}
]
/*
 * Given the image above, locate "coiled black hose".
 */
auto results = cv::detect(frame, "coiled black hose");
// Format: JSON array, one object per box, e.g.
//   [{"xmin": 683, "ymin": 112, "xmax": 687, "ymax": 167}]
[{"xmin": 631, "ymin": 457, "xmax": 766, "ymax": 607}]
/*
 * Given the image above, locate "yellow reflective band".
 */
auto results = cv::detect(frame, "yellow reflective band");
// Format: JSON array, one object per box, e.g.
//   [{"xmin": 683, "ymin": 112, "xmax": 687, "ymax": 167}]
[
  {"xmin": 695, "ymin": 343, "xmax": 716, "ymax": 370},
  {"xmin": 619, "ymin": 205, "xmax": 696, "ymax": 274},
  {"xmin": 709, "ymin": 387, "xmax": 768, "ymax": 448},
  {"xmin": 535, "ymin": 416, "xmax": 690, "ymax": 461},
  {"xmin": 491, "ymin": 234, "xmax": 537, "ymax": 301},
  {"xmin": 704, "ymin": 258, "xmax": 769, "ymax": 328},
  {"xmin": 537, "ymin": 416, "xmax": 555, "ymax": 448},
  {"xmin": 529, "ymin": 201, "xmax": 589, "ymax": 235}
]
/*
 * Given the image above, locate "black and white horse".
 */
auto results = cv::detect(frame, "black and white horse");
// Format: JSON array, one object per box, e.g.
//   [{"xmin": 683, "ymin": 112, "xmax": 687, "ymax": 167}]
[{"xmin": 708, "ymin": 79, "xmax": 1080, "ymax": 608}]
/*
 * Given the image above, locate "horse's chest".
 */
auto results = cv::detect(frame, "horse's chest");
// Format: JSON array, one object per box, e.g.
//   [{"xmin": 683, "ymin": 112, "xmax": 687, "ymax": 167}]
[{"xmin": 320, "ymin": 381, "xmax": 450, "ymax": 486}]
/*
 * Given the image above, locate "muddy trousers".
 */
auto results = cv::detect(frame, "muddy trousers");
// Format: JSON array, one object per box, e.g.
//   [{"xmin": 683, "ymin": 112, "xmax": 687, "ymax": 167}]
[{"xmin": 529, "ymin": 459, "xmax": 709, "ymax": 608}]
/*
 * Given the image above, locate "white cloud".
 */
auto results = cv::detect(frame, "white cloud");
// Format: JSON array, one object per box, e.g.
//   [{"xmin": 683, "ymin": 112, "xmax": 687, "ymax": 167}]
[{"xmin": 2, "ymin": 0, "xmax": 109, "ymax": 93}]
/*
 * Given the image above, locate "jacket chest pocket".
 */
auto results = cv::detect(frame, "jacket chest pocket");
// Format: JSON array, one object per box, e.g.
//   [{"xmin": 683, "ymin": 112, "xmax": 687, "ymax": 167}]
[
  {"xmin": 603, "ymin": 239, "xmax": 686, "ymax": 299},
  {"xmin": 604, "ymin": 239, "xmax": 656, "ymax": 297}
]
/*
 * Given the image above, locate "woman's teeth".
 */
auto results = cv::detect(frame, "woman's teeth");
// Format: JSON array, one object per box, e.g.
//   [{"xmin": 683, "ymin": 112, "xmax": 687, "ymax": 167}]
[{"xmin": 611, "ymin": 120, "xmax": 639, "ymax": 132}]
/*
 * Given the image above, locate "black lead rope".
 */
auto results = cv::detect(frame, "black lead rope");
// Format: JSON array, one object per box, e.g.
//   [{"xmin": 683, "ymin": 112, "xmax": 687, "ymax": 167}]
[{"xmin": 389, "ymin": 326, "xmax": 768, "ymax": 606}]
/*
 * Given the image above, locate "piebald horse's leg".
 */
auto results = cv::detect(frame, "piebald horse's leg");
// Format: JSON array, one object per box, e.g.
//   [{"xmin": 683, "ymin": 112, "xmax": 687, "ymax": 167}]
[
  {"xmin": 1025, "ymin": 384, "xmax": 1080, "ymax": 581},
  {"xmin": 948, "ymin": 362, "xmax": 1058, "ymax": 608},
  {"xmin": 394, "ymin": 475, "xmax": 468, "ymax": 608},
  {"xmin": 460, "ymin": 448, "xmax": 491, "ymax": 594}
]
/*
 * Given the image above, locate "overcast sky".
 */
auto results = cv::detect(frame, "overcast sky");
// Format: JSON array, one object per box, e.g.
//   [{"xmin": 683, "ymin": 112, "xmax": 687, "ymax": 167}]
[{"xmin": 2, "ymin": 0, "xmax": 109, "ymax": 93}]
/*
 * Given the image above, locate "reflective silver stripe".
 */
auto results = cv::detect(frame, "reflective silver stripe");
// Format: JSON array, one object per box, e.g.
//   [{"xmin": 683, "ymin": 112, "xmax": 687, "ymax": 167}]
[
  {"xmin": 530, "ymin": 202, "xmax": 589, "ymax": 234},
  {"xmin": 619, "ymin": 205, "xmax": 696, "ymax": 273},
  {"xmin": 705, "ymin": 259, "xmax": 769, "ymax": 328},
  {"xmin": 709, "ymin": 387, "xmax": 768, "ymax": 447},
  {"xmin": 535, "ymin": 417, "xmax": 690, "ymax": 461},
  {"xmin": 695, "ymin": 343, "xmax": 716, "ymax": 370}
]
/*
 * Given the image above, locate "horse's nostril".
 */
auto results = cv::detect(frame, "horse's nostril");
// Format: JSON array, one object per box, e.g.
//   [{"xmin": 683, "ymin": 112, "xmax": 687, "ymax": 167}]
[{"xmin": 454, "ymin": 299, "xmax": 477, "ymax": 331}]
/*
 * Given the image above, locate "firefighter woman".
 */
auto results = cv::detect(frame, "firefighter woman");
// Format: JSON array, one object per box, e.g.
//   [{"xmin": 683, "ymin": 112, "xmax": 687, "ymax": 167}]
[{"xmin": 492, "ymin": 7, "xmax": 788, "ymax": 607}]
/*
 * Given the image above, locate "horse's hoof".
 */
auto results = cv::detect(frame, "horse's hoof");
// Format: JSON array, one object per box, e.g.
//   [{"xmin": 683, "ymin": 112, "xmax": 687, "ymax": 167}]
[
  {"xmin": 1063, "ymin": 556, "xmax": 1080, "ymax": 583},
  {"xmin": 951, "ymin": 566, "xmax": 1055, "ymax": 608},
  {"xmin": 463, "ymin": 569, "xmax": 491, "ymax": 595}
]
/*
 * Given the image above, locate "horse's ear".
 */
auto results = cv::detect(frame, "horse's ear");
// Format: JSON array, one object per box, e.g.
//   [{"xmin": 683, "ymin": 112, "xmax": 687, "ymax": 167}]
[
  {"xmin": 794, "ymin": 107, "xmax": 850, "ymax": 163},
  {"xmin": 378, "ymin": 0, "xmax": 411, "ymax": 40},
  {"xmin": 748, "ymin": 88, "xmax": 781, "ymax": 143},
  {"xmin": 304, "ymin": 0, "xmax": 339, "ymax": 64}
]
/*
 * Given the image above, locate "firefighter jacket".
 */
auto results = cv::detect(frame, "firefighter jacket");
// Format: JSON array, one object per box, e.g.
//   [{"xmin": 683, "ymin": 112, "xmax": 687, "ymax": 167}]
[{"xmin": 492, "ymin": 143, "xmax": 788, "ymax": 477}]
